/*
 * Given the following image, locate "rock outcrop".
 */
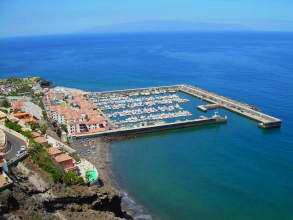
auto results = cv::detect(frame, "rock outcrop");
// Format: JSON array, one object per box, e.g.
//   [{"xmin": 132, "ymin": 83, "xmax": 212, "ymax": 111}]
[{"xmin": 0, "ymin": 163, "xmax": 132, "ymax": 220}]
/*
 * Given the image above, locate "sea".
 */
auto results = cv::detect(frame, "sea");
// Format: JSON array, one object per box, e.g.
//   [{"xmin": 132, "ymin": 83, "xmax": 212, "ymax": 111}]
[{"xmin": 1, "ymin": 32, "xmax": 293, "ymax": 220}]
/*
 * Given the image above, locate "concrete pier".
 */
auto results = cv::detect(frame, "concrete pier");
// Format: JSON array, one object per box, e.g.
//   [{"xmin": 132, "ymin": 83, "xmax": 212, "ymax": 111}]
[
  {"xmin": 73, "ymin": 115, "xmax": 227, "ymax": 138},
  {"xmin": 179, "ymin": 84, "xmax": 281, "ymax": 128}
]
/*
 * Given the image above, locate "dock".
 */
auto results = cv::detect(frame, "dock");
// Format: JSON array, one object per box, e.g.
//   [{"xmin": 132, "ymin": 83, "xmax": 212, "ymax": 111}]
[{"xmin": 179, "ymin": 84, "xmax": 281, "ymax": 128}]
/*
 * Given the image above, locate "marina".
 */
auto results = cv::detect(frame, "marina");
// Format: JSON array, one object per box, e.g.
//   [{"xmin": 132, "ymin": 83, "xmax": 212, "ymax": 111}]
[
  {"xmin": 79, "ymin": 83, "xmax": 281, "ymax": 138},
  {"xmin": 88, "ymin": 88, "xmax": 192, "ymax": 129}
]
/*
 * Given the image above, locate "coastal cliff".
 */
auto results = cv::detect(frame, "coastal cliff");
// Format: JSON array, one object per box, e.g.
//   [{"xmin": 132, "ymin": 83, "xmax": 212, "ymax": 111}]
[{"xmin": 0, "ymin": 160, "xmax": 132, "ymax": 220}]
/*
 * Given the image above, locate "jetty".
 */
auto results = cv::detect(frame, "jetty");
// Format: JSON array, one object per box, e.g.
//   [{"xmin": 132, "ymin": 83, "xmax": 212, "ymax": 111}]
[{"xmin": 179, "ymin": 84, "xmax": 281, "ymax": 128}]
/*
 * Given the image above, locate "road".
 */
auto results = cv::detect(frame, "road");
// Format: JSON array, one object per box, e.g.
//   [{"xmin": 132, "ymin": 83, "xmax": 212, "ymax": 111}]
[{"xmin": 4, "ymin": 131, "xmax": 26, "ymax": 161}]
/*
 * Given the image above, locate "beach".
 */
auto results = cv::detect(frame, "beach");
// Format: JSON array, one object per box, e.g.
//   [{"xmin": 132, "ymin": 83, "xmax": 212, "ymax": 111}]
[{"xmin": 71, "ymin": 136, "xmax": 152, "ymax": 219}]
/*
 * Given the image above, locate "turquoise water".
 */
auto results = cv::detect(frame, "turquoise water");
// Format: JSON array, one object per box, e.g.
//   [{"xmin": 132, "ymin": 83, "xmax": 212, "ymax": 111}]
[{"xmin": 1, "ymin": 32, "xmax": 293, "ymax": 219}]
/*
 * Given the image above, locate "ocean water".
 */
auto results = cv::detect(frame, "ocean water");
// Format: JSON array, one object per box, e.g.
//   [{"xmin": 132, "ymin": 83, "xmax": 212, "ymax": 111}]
[{"xmin": 1, "ymin": 32, "xmax": 293, "ymax": 220}]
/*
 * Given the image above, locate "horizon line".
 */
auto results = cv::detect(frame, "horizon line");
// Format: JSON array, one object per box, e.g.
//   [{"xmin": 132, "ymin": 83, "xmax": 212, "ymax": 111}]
[{"xmin": 1, "ymin": 29, "xmax": 293, "ymax": 40}]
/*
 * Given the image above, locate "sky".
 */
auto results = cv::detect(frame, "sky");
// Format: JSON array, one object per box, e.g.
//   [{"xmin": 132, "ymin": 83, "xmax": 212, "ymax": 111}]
[{"xmin": 0, "ymin": 0, "xmax": 293, "ymax": 37}]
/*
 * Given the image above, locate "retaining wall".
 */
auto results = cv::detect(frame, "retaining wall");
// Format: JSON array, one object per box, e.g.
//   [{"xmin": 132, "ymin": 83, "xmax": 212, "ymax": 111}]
[
  {"xmin": 46, "ymin": 135, "xmax": 76, "ymax": 153},
  {"xmin": 0, "ymin": 124, "xmax": 28, "ymax": 146}
]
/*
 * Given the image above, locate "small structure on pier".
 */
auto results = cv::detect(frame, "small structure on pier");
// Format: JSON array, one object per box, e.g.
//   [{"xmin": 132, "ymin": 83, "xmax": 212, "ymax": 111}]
[{"xmin": 197, "ymin": 104, "xmax": 222, "ymax": 112}]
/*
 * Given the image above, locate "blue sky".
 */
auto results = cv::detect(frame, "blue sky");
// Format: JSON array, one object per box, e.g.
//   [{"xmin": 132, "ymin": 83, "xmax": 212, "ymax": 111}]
[{"xmin": 1, "ymin": 0, "xmax": 293, "ymax": 37}]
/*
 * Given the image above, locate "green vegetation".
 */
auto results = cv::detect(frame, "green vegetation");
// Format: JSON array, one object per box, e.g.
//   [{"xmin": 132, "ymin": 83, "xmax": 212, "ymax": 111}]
[
  {"xmin": 29, "ymin": 121, "xmax": 40, "ymax": 131},
  {"xmin": 40, "ymin": 123, "xmax": 48, "ymax": 134},
  {"xmin": 0, "ymin": 77, "xmax": 41, "ymax": 96},
  {"xmin": 5, "ymin": 119, "xmax": 23, "ymax": 133},
  {"xmin": 63, "ymin": 170, "xmax": 84, "ymax": 185},
  {"xmin": 5, "ymin": 119, "xmax": 32, "ymax": 138},
  {"xmin": 0, "ymin": 98, "xmax": 11, "ymax": 108},
  {"xmin": 30, "ymin": 141, "xmax": 63, "ymax": 182},
  {"xmin": 28, "ymin": 121, "xmax": 47, "ymax": 133},
  {"xmin": 30, "ymin": 143, "xmax": 83, "ymax": 185},
  {"xmin": 5, "ymin": 119, "xmax": 62, "ymax": 182},
  {"xmin": 21, "ymin": 130, "xmax": 32, "ymax": 139},
  {"xmin": 61, "ymin": 124, "xmax": 68, "ymax": 132},
  {"xmin": 0, "ymin": 109, "xmax": 8, "ymax": 114},
  {"xmin": 31, "ymin": 93, "xmax": 44, "ymax": 106},
  {"xmin": 5, "ymin": 118, "xmax": 83, "ymax": 186},
  {"xmin": 38, "ymin": 98, "xmax": 48, "ymax": 120}
]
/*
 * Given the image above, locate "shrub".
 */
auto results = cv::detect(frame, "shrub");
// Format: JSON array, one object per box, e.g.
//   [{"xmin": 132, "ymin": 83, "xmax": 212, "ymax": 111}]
[
  {"xmin": 1, "ymin": 98, "xmax": 10, "ymax": 108},
  {"xmin": 40, "ymin": 124, "xmax": 48, "ymax": 134},
  {"xmin": 30, "ymin": 142, "xmax": 63, "ymax": 183},
  {"xmin": 5, "ymin": 119, "xmax": 32, "ymax": 138},
  {"xmin": 21, "ymin": 130, "xmax": 32, "ymax": 138},
  {"xmin": 61, "ymin": 124, "xmax": 68, "ymax": 132},
  {"xmin": 5, "ymin": 119, "xmax": 22, "ymax": 133},
  {"xmin": 29, "ymin": 122, "xmax": 40, "ymax": 131},
  {"xmin": 63, "ymin": 171, "xmax": 84, "ymax": 186}
]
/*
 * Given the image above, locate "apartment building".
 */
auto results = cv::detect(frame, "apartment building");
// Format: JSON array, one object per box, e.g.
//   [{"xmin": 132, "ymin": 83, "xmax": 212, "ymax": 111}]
[{"xmin": 44, "ymin": 89, "xmax": 108, "ymax": 136}]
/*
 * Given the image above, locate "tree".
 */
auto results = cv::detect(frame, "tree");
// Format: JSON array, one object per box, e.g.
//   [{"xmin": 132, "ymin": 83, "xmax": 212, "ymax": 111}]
[
  {"xmin": 21, "ymin": 130, "xmax": 32, "ymax": 138},
  {"xmin": 61, "ymin": 124, "xmax": 68, "ymax": 132},
  {"xmin": 29, "ymin": 122, "xmax": 40, "ymax": 131},
  {"xmin": 1, "ymin": 98, "xmax": 10, "ymax": 108},
  {"xmin": 5, "ymin": 119, "xmax": 22, "ymax": 133},
  {"xmin": 40, "ymin": 124, "xmax": 48, "ymax": 134}
]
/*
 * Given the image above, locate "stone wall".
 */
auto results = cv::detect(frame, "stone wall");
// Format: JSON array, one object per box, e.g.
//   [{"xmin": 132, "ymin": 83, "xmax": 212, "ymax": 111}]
[
  {"xmin": 0, "ymin": 124, "xmax": 28, "ymax": 147},
  {"xmin": 46, "ymin": 135, "xmax": 76, "ymax": 154},
  {"xmin": 0, "ymin": 129, "xmax": 7, "ymax": 152}
]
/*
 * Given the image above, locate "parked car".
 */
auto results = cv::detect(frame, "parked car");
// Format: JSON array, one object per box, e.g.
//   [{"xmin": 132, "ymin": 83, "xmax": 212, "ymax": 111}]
[{"xmin": 16, "ymin": 149, "xmax": 27, "ymax": 157}]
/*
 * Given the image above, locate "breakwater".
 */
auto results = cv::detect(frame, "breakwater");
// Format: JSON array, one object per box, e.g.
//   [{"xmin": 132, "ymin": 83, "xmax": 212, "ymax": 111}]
[
  {"xmin": 178, "ymin": 84, "xmax": 282, "ymax": 128},
  {"xmin": 73, "ymin": 116, "xmax": 227, "ymax": 138}
]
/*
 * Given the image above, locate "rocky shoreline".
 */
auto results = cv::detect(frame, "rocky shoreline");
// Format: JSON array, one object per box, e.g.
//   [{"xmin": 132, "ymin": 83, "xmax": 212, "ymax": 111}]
[{"xmin": 0, "ymin": 157, "xmax": 132, "ymax": 220}]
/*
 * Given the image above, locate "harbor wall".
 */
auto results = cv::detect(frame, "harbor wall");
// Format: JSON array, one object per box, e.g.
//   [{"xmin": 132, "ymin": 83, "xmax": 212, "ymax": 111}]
[
  {"xmin": 92, "ymin": 85, "xmax": 178, "ymax": 96},
  {"xmin": 178, "ymin": 84, "xmax": 281, "ymax": 128},
  {"xmin": 73, "ymin": 117, "xmax": 227, "ymax": 139}
]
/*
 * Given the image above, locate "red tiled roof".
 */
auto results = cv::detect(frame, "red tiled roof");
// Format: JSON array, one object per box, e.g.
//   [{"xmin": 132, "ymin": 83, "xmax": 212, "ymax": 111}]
[
  {"xmin": 11, "ymin": 100, "xmax": 25, "ymax": 111},
  {"xmin": 34, "ymin": 136, "xmax": 47, "ymax": 144},
  {"xmin": 48, "ymin": 147, "xmax": 62, "ymax": 156},
  {"xmin": 46, "ymin": 91, "xmax": 107, "ymax": 126},
  {"xmin": 31, "ymin": 132, "xmax": 42, "ymax": 138},
  {"xmin": 54, "ymin": 154, "xmax": 73, "ymax": 163}
]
